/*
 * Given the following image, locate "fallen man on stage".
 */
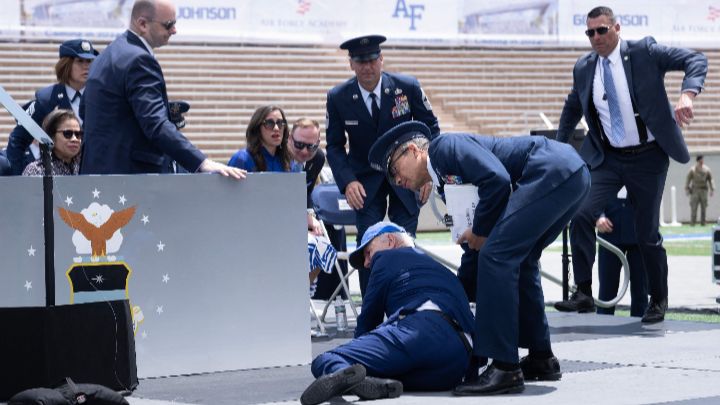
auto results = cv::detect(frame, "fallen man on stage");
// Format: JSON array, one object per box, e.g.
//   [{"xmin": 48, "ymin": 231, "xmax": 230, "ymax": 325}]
[{"xmin": 300, "ymin": 221, "xmax": 475, "ymax": 405}]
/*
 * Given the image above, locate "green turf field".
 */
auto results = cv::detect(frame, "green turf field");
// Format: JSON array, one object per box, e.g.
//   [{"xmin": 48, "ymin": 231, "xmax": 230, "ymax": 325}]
[{"xmin": 414, "ymin": 225, "xmax": 715, "ymax": 256}]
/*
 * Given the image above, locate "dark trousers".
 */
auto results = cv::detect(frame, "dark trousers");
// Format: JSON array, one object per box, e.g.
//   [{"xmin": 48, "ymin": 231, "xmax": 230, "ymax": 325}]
[
  {"xmin": 457, "ymin": 245, "xmax": 478, "ymax": 303},
  {"xmin": 475, "ymin": 167, "xmax": 590, "ymax": 363},
  {"xmin": 570, "ymin": 145, "xmax": 669, "ymax": 299},
  {"xmin": 355, "ymin": 181, "xmax": 418, "ymax": 296},
  {"xmin": 597, "ymin": 243, "xmax": 648, "ymax": 317},
  {"xmin": 311, "ymin": 311, "xmax": 469, "ymax": 391},
  {"xmin": 312, "ymin": 223, "xmax": 348, "ymax": 300}
]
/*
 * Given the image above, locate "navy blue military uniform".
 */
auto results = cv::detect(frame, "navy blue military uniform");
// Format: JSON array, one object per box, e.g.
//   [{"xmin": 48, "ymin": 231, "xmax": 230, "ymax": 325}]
[
  {"xmin": 597, "ymin": 197, "xmax": 648, "ymax": 317},
  {"xmin": 311, "ymin": 246, "xmax": 474, "ymax": 390},
  {"xmin": 325, "ymin": 35, "xmax": 439, "ymax": 295},
  {"xmin": 6, "ymin": 39, "xmax": 98, "ymax": 175},
  {"xmin": 368, "ymin": 122, "xmax": 590, "ymax": 368}
]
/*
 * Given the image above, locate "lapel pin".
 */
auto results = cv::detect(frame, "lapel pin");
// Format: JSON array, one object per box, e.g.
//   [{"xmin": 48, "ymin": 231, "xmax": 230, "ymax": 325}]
[
  {"xmin": 624, "ymin": 55, "xmax": 628, "ymax": 61},
  {"xmin": 58, "ymin": 93, "xmax": 64, "ymax": 99},
  {"xmin": 352, "ymin": 94, "xmax": 358, "ymax": 100},
  {"xmin": 395, "ymin": 88, "xmax": 402, "ymax": 95},
  {"xmin": 384, "ymin": 88, "xmax": 390, "ymax": 95}
]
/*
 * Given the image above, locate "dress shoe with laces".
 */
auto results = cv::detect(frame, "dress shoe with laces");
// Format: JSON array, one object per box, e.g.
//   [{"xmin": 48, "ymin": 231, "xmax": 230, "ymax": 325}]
[
  {"xmin": 453, "ymin": 364, "xmax": 524, "ymax": 396},
  {"xmin": 554, "ymin": 291, "xmax": 596, "ymax": 313},
  {"xmin": 300, "ymin": 364, "xmax": 366, "ymax": 405},
  {"xmin": 349, "ymin": 376, "xmax": 403, "ymax": 400},
  {"xmin": 641, "ymin": 297, "xmax": 668, "ymax": 324},
  {"xmin": 520, "ymin": 355, "xmax": 562, "ymax": 381}
]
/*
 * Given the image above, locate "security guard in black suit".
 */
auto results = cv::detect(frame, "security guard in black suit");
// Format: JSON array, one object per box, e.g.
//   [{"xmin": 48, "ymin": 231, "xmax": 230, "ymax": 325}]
[
  {"xmin": 6, "ymin": 39, "xmax": 98, "ymax": 175},
  {"xmin": 325, "ymin": 34, "xmax": 439, "ymax": 295}
]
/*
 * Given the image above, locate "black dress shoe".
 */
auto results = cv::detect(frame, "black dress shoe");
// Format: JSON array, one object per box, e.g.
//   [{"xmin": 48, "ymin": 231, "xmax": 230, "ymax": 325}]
[
  {"xmin": 349, "ymin": 376, "xmax": 403, "ymax": 400},
  {"xmin": 300, "ymin": 364, "xmax": 366, "ymax": 405},
  {"xmin": 453, "ymin": 364, "xmax": 524, "ymax": 396},
  {"xmin": 641, "ymin": 297, "xmax": 668, "ymax": 324},
  {"xmin": 520, "ymin": 355, "xmax": 562, "ymax": 381},
  {"xmin": 554, "ymin": 291, "xmax": 595, "ymax": 313}
]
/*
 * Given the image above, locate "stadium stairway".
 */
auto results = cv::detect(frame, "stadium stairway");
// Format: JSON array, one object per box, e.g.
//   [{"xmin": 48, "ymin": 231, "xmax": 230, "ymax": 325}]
[{"xmin": 0, "ymin": 40, "xmax": 718, "ymax": 163}]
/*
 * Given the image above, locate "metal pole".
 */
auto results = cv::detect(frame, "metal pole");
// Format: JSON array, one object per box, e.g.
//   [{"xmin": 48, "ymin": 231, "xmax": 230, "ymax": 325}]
[
  {"xmin": 562, "ymin": 225, "xmax": 569, "ymax": 301},
  {"xmin": 41, "ymin": 143, "xmax": 55, "ymax": 307}
]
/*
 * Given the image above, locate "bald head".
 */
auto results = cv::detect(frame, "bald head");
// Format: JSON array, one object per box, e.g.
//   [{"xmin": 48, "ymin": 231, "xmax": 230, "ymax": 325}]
[{"xmin": 130, "ymin": 0, "xmax": 177, "ymax": 49}]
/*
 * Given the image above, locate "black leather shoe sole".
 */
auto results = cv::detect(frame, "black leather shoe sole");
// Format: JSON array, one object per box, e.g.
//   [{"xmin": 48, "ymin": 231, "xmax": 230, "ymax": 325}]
[
  {"xmin": 453, "ymin": 382, "xmax": 525, "ymax": 396},
  {"xmin": 300, "ymin": 364, "xmax": 366, "ymax": 405},
  {"xmin": 350, "ymin": 377, "xmax": 403, "ymax": 400},
  {"xmin": 641, "ymin": 313, "xmax": 665, "ymax": 323},
  {"xmin": 523, "ymin": 370, "xmax": 562, "ymax": 381}
]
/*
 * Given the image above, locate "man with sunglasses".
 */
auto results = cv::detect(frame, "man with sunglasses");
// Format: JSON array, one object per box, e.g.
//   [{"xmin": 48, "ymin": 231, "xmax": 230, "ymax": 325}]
[
  {"xmin": 326, "ymin": 34, "xmax": 439, "ymax": 296},
  {"xmin": 288, "ymin": 118, "xmax": 350, "ymax": 300},
  {"xmin": 81, "ymin": 0, "xmax": 245, "ymax": 179},
  {"xmin": 555, "ymin": 6, "xmax": 707, "ymax": 323}
]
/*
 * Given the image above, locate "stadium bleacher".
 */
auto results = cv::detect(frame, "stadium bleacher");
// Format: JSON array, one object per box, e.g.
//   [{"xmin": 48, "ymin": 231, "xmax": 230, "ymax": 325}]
[{"xmin": 1, "ymin": 40, "xmax": 717, "ymax": 162}]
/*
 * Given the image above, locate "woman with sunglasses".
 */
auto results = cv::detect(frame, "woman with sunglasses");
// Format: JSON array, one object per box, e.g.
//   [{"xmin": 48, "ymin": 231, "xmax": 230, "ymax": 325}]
[
  {"xmin": 22, "ymin": 109, "xmax": 82, "ymax": 176},
  {"xmin": 228, "ymin": 105, "xmax": 300, "ymax": 173},
  {"xmin": 6, "ymin": 39, "xmax": 98, "ymax": 175}
]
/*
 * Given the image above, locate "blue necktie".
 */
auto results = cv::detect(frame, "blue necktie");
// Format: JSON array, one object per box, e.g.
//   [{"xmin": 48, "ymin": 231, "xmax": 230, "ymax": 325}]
[{"xmin": 602, "ymin": 58, "xmax": 625, "ymax": 144}]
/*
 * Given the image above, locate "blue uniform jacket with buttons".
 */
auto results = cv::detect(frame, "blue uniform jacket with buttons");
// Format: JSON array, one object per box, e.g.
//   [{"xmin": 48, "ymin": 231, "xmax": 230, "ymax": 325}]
[
  {"xmin": 326, "ymin": 71, "xmax": 438, "ymax": 214},
  {"xmin": 6, "ymin": 83, "xmax": 72, "ymax": 175},
  {"xmin": 429, "ymin": 133, "xmax": 587, "ymax": 237}
]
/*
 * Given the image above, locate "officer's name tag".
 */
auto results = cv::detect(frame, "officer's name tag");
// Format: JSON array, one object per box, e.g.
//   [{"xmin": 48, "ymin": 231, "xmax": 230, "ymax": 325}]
[{"xmin": 345, "ymin": 120, "xmax": 359, "ymax": 126}]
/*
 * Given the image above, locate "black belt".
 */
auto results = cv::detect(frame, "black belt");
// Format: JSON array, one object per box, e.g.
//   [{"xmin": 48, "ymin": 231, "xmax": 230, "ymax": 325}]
[
  {"xmin": 425, "ymin": 310, "xmax": 473, "ymax": 354},
  {"xmin": 605, "ymin": 141, "xmax": 659, "ymax": 155}
]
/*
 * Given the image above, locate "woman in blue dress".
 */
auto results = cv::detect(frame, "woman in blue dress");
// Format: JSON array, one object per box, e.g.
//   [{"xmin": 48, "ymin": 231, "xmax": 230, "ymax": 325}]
[{"xmin": 228, "ymin": 105, "xmax": 299, "ymax": 173}]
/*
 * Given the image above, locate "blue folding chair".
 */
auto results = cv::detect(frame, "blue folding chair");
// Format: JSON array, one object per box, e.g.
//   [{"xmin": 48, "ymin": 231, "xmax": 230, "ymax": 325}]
[{"xmin": 310, "ymin": 183, "xmax": 360, "ymax": 324}]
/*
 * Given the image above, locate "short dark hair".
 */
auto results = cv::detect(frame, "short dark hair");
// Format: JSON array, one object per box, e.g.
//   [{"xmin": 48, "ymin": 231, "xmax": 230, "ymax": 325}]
[
  {"xmin": 697, "ymin": 155, "xmax": 704, "ymax": 162},
  {"xmin": 587, "ymin": 6, "xmax": 615, "ymax": 23},
  {"xmin": 42, "ymin": 109, "xmax": 79, "ymax": 140}
]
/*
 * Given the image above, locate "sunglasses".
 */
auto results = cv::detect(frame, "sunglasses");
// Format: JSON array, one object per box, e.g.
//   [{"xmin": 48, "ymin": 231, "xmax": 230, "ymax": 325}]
[
  {"xmin": 291, "ymin": 137, "xmax": 320, "ymax": 152},
  {"xmin": 146, "ymin": 17, "xmax": 176, "ymax": 31},
  {"xmin": 585, "ymin": 26, "xmax": 611, "ymax": 38},
  {"xmin": 262, "ymin": 119, "xmax": 287, "ymax": 130},
  {"xmin": 56, "ymin": 129, "xmax": 83, "ymax": 140}
]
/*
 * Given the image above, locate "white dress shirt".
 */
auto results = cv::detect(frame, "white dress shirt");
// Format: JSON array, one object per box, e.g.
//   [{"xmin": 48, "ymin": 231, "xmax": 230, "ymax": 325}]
[
  {"xmin": 592, "ymin": 39, "xmax": 655, "ymax": 147},
  {"xmin": 64, "ymin": 85, "xmax": 83, "ymax": 124},
  {"xmin": 357, "ymin": 78, "xmax": 382, "ymax": 116}
]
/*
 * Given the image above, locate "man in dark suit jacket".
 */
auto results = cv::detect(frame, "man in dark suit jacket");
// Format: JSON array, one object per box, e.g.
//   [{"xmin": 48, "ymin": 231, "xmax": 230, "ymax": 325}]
[
  {"xmin": 368, "ymin": 121, "xmax": 590, "ymax": 395},
  {"xmin": 301, "ymin": 222, "xmax": 474, "ymax": 405},
  {"xmin": 596, "ymin": 192, "xmax": 648, "ymax": 317},
  {"xmin": 554, "ymin": 6, "xmax": 707, "ymax": 323},
  {"xmin": 80, "ymin": 0, "xmax": 244, "ymax": 179},
  {"xmin": 325, "ymin": 34, "xmax": 439, "ymax": 296}
]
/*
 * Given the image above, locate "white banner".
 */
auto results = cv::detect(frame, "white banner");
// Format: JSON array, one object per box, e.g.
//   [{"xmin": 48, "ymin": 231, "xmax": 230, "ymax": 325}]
[{"xmin": 0, "ymin": 0, "xmax": 717, "ymax": 47}]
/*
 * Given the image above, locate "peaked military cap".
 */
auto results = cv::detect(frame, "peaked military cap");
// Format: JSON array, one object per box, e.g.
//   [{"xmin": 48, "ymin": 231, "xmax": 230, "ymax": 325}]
[
  {"xmin": 369, "ymin": 121, "xmax": 432, "ymax": 174},
  {"xmin": 59, "ymin": 39, "xmax": 99, "ymax": 59},
  {"xmin": 340, "ymin": 35, "xmax": 386, "ymax": 62}
]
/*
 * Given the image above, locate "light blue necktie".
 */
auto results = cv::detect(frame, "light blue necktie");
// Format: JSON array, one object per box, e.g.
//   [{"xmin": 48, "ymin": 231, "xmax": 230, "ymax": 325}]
[{"xmin": 602, "ymin": 57, "xmax": 625, "ymax": 144}]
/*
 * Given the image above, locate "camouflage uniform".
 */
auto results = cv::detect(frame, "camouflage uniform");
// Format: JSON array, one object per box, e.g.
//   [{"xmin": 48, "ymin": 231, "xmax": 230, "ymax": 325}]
[{"xmin": 685, "ymin": 164, "xmax": 714, "ymax": 225}]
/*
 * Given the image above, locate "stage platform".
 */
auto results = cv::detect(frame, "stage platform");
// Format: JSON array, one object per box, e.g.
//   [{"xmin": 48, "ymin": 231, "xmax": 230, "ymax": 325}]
[{"xmin": 122, "ymin": 311, "xmax": 720, "ymax": 405}]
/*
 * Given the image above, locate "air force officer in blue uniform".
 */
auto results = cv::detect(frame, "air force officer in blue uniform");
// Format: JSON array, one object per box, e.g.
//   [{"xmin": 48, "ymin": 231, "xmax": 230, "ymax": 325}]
[
  {"xmin": 6, "ymin": 39, "xmax": 98, "ymax": 175},
  {"xmin": 325, "ymin": 35, "xmax": 439, "ymax": 295},
  {"xmin": 554, "ymin": 6, "xmax": 707, "ymax": 323},
  {"xmin": 301, "ymin": 222, "xmax": 474, "ymax": 405},
  {"xmin": 81, "ymin": 0, "xmax": 244, "ymax": 179},
  {"xmin": 369, "ymin": 121, "xmax": 591, "ymax": 395}
]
